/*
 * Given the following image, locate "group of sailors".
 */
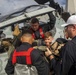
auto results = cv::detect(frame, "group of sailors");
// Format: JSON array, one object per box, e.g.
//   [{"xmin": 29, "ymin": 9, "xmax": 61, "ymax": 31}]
[{"xmin": 0, "ymin": 12, "xmax": 76, "ymax": 75}]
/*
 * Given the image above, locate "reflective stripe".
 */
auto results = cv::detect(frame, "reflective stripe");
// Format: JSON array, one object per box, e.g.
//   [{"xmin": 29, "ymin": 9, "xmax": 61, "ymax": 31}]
[{"xmin": 12, "ymin": 48, "xmax": 34, "ymax": 65}]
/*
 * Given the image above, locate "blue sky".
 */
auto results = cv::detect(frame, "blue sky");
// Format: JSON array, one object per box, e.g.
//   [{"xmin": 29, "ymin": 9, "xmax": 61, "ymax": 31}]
[
  {"xmin": 55, "ymin": 0, "xmax": 66, "ymax": 6},
  {"xmin": 53, "ymin": 0, "xmax": 66, "ymax": 10}
]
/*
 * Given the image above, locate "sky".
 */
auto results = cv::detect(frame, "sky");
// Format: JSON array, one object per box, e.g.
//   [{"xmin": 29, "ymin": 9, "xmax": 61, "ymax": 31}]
[
  {"xmin": 54, "ymin": 0, "xmax": 66, "ymax": 8},
  {"xmin": 0, "ymin": 0, "xmax": 66, "ymax": 17},
  {"xmin": 55, "ymin": 0, "xmax": 66, "ymax": 5}
]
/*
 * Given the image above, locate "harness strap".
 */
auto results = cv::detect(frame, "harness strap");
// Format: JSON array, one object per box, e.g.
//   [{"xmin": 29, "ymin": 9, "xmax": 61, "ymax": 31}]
[
  {"xmin": 32, "ymin": 33, "xmax": 35, "ymax": 39},
  {"xmin": 12, "ymin": 48, "xmax": 34, "ymax": 65},
  {"xmin": 39, "ymin": 27, "xmax": 44, "ymax": 39},
  {"xmin": 32, "ymin": 27, "xmax": 44, "ymax": 39}
]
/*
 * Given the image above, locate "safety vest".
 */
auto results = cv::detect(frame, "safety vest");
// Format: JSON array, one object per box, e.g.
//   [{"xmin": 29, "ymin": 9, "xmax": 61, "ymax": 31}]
[
  {"xmin": 32, "ymin": 27, "xmax": 44, "ymax": 39},
  {"xmin": 12, "ymin": 47, "xmax": 34, "ymax": 65}
]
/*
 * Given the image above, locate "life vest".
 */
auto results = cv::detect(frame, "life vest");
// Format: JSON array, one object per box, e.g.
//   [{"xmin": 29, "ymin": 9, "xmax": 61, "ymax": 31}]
[
  {"xmin": 32, "ymin": 27, "xmax": 44, "ymax": 39},
  {"xmin": 12, "ymin": 48, "xmax": 38, "ymax": 75},
  {"xmin": 12, "ymin": 47, "xmax": 34, "ymax": 65}
]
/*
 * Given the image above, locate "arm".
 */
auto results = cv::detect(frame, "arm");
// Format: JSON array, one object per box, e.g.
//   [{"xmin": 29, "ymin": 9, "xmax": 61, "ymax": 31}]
[
  {"xmin": 45, "ymin": 48, "xmax": 62, "ymax": 75},
  {"xmin": 45, "ymin": 48, "xmax": 56, "ymax": 70},
  {"xmin": 12, "ymin": 25, "xmax": 21, "ymax": 48},
  {"xmin": 61, "ymin": 43, "xmax": 74, "ymax": 75},
  {"xmin": 12, "ymin": 33, "xmax": 22, "ymax": 48},
  {"xmin": 48, "ymin": 13, "xmax": 56, "ymax": 30},
  {"xmin": 5, "ymin": 52, "xmax": 14, "ymax": 75},
  {"xmin": 31, "ymin": 49, "xmax": 50, "ymax": 75},
  {"xmin": 42, "ymin": 13, "xmax": 56, "ymax": 32},
  {"xmin": 45, "ymin": 44, "xmax": 74, "ymax": 75}
]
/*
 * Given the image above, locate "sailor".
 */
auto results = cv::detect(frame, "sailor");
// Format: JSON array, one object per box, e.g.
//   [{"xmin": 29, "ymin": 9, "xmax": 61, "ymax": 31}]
[
  {"xmin": 45, "ymin": 15, "xmax": 76, "ymax": 75},
  {"xmin": 13, "ymin": 13, "xmax": 56, "ymax": 47},
  {"xmin": 30, "ymin": 14, "xmax": 56, "ymax": 40},
  {"xmin": 5, "ymin": 29, "xmax": 50, "ymax": 75}
]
